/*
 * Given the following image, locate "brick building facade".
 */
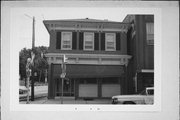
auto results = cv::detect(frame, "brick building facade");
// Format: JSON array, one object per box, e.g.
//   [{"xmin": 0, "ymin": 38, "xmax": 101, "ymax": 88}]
[{"xmin": 43, "ymin": 15, "xmax": 154, "ymax": 99}]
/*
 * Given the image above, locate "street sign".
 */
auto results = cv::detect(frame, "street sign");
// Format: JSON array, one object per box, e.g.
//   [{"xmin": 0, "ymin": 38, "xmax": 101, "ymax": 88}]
[
  {"xmin": 63, "ymin": 54, "xmax": 68, "ymax": 63},
  {"xmin": 26, "ymin": 69, "xmax": 31, "ymax": 77},
  {"xmin": 60, "ymin": 73, "xmax": 66, "ymax": 78}
]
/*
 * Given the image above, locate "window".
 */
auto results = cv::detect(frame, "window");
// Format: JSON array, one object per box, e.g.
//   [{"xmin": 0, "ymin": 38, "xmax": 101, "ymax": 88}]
[
  {"xmin": 84, "ymin": 32, "xmax": 94, "ymax": 50},
  {"xmin": 61, "ymin": 32, "xmax": 72, "ymax": 50},
  {"xmin": 105, "ymin": 33, "xmax": 116, "ymax": 51},
  {"xmin": 79, "ymin": 78, "xmax": 97, "ymax": 84},
  {"xmin": 102, "ymin": 77, "xmax": 119, "ymax": 84},
  {"xmin": 146, "ymin": 23, "xmax": 154, "ymax": 45}
]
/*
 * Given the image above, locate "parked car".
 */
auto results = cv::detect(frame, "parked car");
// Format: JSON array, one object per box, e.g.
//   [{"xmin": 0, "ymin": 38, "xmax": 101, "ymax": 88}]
[
  {"xmin": 19, "ymin": 86, "xmax": 30, "ymax": 101},
  {"xmin": 112, "ymin": 87, "xmax": 154, "ymax": 104}
]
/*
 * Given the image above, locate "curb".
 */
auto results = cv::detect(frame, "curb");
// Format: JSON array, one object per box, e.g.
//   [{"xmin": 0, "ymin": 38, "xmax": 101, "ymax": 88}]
[{"xmin": 19, "ymin": 94, "xmax": 47, "ymax": 101}]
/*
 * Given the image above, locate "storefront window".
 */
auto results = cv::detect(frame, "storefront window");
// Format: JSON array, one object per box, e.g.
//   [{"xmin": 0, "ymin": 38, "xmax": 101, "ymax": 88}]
[
  {"xmin": 79, "ymin": 78, "xmax": 97, "ymax": 84},
  {"xmin": 102, "ymin": 77, "xmax": 119, "ymax": 84}
]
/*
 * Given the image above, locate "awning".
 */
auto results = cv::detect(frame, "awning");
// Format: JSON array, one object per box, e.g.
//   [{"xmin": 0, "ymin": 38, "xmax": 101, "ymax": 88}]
[
  {"xmin": 52, "ymin": 64, "xmax": 124, "ymax": 78},
  {"xmin": 137, "ymin": 69, "xmax": 154, "ymax": 79}
]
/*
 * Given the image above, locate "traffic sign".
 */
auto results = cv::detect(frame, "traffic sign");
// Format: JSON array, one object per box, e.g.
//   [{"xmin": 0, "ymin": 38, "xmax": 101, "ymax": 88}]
[
  {"xmin": 63, "ymin": 54, "xmax": 68, "ymax": 63},
  {"xmin": 60, "ymin": 73, "xmax": 66, "ymax": 78}
]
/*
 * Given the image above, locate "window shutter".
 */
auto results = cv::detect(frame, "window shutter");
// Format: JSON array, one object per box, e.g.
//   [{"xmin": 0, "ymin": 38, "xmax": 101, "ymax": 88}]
[
  {"xmin": 79, "ymin": 32, "xmax": 84, "ymax": 50},
  {"xmin": 56, "ymin": 32, "xmax": 61, "ymax": 49},
  {"xmin": 72, "ymin": 32, "xmax": 77, "ymax": 50},
  {"xmin": 116, "ymin": 33, "xmax": 121, "ymax": 50},
  {"xmin": 101, "ymin": 33, "xmax": 105, "ymax": 50},
  {"xmin": 94, "ymin": 33, "xmax": 99, "ymax": 50}
]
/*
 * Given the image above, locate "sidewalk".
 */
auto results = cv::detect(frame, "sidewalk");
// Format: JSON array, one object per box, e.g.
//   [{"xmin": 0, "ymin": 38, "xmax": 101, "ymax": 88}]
[{"xmin": 20, "ymin": 97, "xmax": 112, "ymax": 104}]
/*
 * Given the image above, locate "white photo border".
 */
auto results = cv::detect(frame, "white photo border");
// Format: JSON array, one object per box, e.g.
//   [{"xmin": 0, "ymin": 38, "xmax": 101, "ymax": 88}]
[
  {"xmin": 2, "ymin": 1, "xmax": 179, "ymax": 120},
  {"xmin": 4, "ymin": 2, "xmax": 180, "ymax": 115}
]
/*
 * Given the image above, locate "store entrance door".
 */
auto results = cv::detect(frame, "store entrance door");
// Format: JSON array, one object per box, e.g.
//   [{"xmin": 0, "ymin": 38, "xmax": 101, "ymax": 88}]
[
  {"xmin": 63, "ymin": 78, "xmax": 74, "ymax": 96},
  {"xmin": 56, "ymin": 78, "xmax": 74, "ymax": 97}
]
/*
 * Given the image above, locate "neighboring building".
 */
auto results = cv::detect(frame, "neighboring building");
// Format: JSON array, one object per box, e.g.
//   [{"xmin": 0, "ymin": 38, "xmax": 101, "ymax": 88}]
[
  {"xmin": 124, "ymin": 15, "xmax": 154, "ymax": 93},
  {"xmin": 43, "ymin": 18, "xmax": 132, "ymax": 99}
]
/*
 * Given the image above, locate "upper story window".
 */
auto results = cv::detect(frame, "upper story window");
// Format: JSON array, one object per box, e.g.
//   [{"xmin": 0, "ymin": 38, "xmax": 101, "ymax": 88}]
[
  {"xmin": 84, "ymin": 32, "xmax": 94, "ymax": 51},
  {"xmin": 105, "ymin": 33, "xmax": 116, "ymax": 51},
  {"xmin": 61, "ymin": 32, "xmax": 72, "ymax": 50},
  {"xmin": 146, "ymin": 23, "xmax": 154, "ymax": 45}
]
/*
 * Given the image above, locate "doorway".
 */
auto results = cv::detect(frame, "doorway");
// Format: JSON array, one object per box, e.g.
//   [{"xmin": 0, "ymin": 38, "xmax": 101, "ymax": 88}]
[{"xmin": 55, "ymin": 78, "xmax": 74, "ymax": 97}]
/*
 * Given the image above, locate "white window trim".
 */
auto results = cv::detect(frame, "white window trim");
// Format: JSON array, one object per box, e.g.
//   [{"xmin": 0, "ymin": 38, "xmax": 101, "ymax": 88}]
[
  {"xmin": 83, "ymin": 32, "xmax": 94, "ymax": 51},
  {"xmin": 61, "ymin": 32, "xmax": 72, "ymax": 50},
  {"xmin": 105, "ymin": 33, "xmax": 116, "ymax": 51}
]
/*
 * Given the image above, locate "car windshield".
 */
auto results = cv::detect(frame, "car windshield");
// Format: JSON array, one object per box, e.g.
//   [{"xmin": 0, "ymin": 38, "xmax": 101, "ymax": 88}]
[
  {"xmin": 147, "ymin": 89, "xmax": 154, "ymax": 95},
  {"xmin": 140, "ymin": 89, "xmax": 154, "ymax": 95},
  {"xmin": 140, "ymin": 90, "xmax": 146, "ymax": 95}
]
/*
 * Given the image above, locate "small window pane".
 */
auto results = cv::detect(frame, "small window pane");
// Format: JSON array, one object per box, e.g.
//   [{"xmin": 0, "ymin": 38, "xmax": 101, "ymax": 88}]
[
  {"xmin": 85, "ymin": 41, "xmax": 93, "ymax": 45},
  {"xmin": 85, "ymin": 46, "xmax": 93, "ymax": 49},
  {"xmin": 106, "ymin": 35, "xmax": 114, "ymax": 42},
  {"xmin": 63, "ymin": 41, "xmax": 71, "ymax": 44},
  {"xmin": 63, "ymin": 45, "xmax": 71, "ymax": 48}
]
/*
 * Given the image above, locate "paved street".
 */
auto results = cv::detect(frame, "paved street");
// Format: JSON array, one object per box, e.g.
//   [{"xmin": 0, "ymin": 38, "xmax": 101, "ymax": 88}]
[
  {"xmin": 20, "ymin": 97, "xmax": 112, "ymax": 104},
  {"xmin": 19, "ymin": 85, "xmax": 48, "ymax": 101}
]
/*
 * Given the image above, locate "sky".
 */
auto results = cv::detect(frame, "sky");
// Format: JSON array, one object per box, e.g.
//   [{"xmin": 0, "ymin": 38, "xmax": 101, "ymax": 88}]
[{"xmin": 10, "ymin": 7, "xmax": 129, "ymax": 50}]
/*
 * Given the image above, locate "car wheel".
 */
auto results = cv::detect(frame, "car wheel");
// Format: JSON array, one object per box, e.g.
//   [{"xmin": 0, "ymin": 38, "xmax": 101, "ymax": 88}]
[
  {"xmin": 123, "ymin": 101, "xmax": 136, "ymax": 104},
  {"xmin": 112, "ymin": 100, "xmax": 117, "ymax": 104}
]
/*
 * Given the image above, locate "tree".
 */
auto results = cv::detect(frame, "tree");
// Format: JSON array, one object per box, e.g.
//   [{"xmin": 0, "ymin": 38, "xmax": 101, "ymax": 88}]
[
  {"xmin": 19, "ymin": 46, "xmax": 48, "ymax": 84},
  {"xmin": 19, "ymin": 48, "xmax": 31, "ymax": 80},
  {"xmin": 32, "ymin": 46, "xmax": 48, "ymax": 82}
]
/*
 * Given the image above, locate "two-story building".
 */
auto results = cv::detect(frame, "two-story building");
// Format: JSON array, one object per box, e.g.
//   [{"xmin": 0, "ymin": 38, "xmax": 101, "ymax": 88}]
[
  {"xmin": 43, "ymin": 18, "xmax": 132, "ymax": 99},
  {"xmin": 124, "ymin": 15, "xmax": 154, "ymax": 93}
]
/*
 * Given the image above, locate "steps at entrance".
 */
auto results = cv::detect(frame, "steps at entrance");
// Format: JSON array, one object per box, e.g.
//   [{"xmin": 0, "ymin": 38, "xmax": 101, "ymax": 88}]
[{"xmin": 55, "ymin": 96, "xmax": 75, "ymax": 100}]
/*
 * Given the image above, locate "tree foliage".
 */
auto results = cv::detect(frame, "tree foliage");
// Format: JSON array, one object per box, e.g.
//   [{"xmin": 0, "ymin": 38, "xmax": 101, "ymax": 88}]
[{"xmin": 19, "ymin": 46, "xmax": 48, "ymax": 81}]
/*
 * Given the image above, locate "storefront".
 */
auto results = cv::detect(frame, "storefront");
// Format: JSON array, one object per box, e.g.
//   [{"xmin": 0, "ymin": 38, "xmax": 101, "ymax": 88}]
[{"xmin": 49, "ymin": 64, "xmax": 126, "ymax": 99}]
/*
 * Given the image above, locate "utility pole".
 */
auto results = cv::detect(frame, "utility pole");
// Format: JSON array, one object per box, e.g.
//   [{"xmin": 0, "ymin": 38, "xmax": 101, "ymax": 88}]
[
  {"xmin": 31, "ymin": 16, "xmax": 35, "ymax": 101},
  {"xmin": 61, "ymin": 76, "xmax": 64, "ymax": 104},
  {"xmin": 24, "ymin": 15, "xmax": 36, "ymax": 101},
  {"xmin": 26, "ymin": 58, "xmax": 32, "ymax": 104},
  {"xmin": 60, "ymin": 55, "xmax": 67, "ymax": 104},
  {"xmin": 32, "ymin": 17, "xmax": 35, "ymax": 49}
]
